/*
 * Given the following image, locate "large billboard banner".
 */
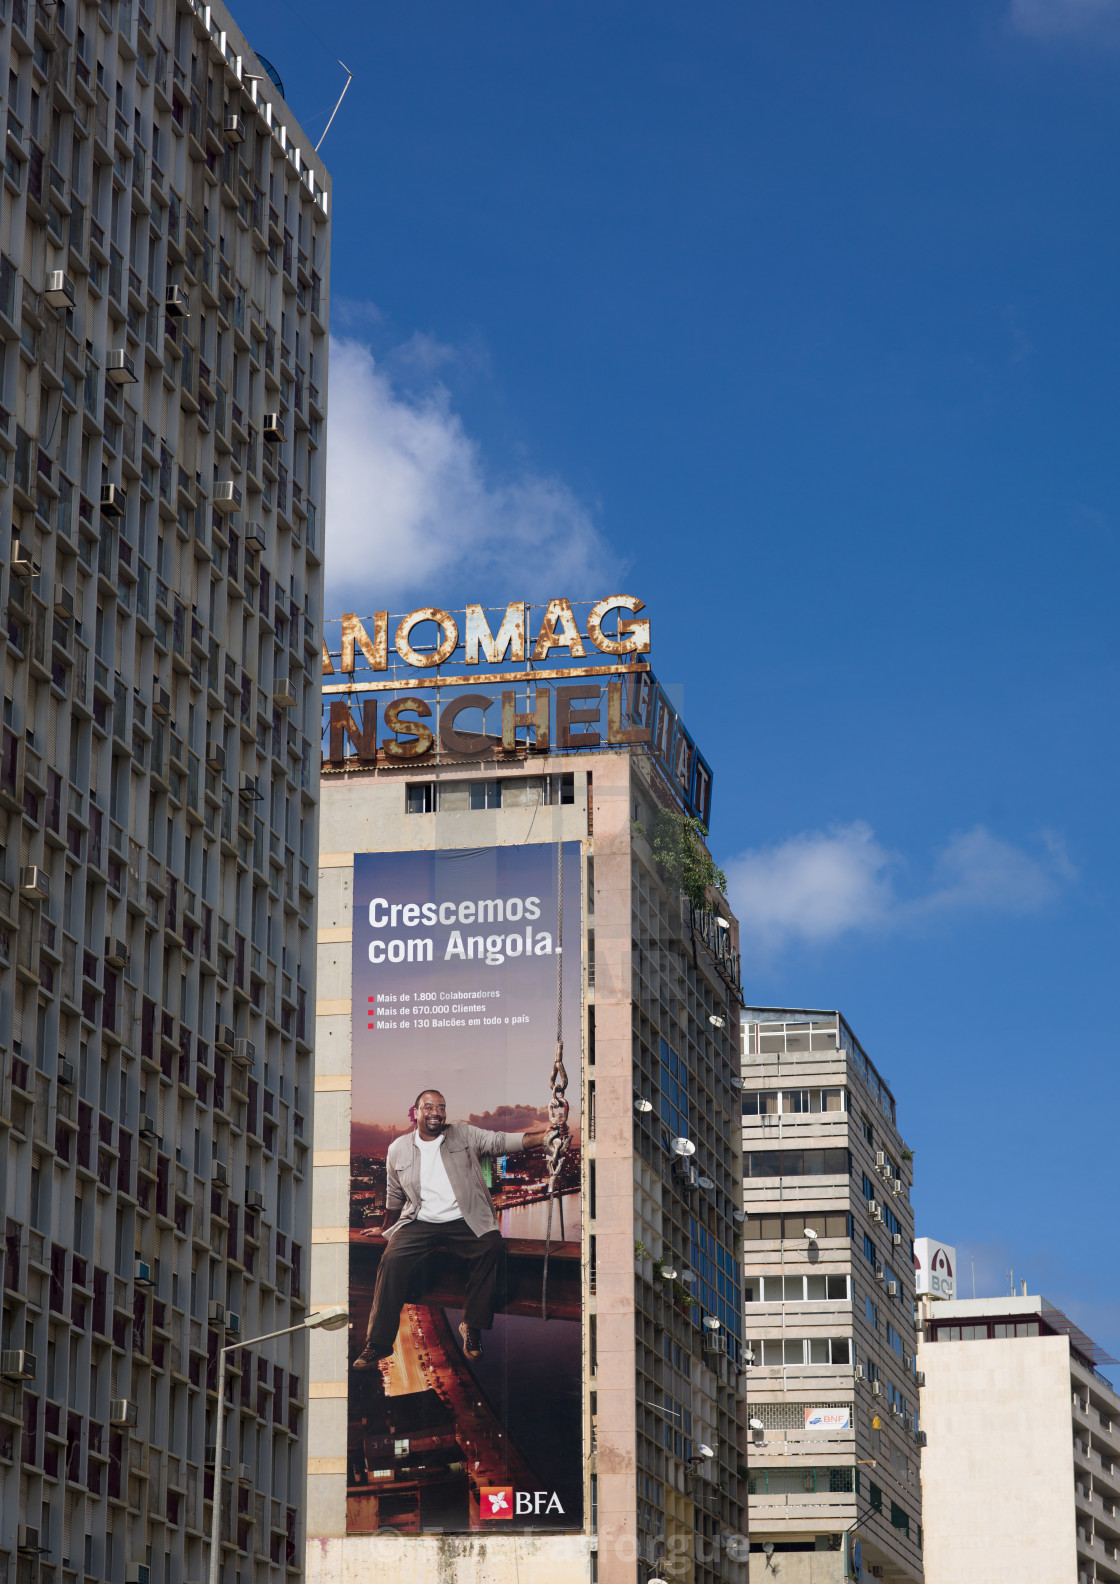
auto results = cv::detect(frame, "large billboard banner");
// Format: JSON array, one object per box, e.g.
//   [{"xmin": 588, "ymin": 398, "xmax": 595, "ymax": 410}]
[{"xmin": 346, "ymin": 842, "xmax": 583, "ymax": 1534}]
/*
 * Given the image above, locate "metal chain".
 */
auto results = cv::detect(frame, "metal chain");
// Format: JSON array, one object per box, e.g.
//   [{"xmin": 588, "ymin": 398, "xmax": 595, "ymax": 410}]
[{"xmin": 541, "ymin": 843, "xmax": 570, "ymax": 1320}]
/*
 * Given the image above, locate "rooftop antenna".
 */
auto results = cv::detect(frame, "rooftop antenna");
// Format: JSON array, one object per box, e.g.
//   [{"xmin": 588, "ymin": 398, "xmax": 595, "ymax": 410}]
[{"xmin": 315, "ymin": 60, "xmax": 353, "ymax": 153}]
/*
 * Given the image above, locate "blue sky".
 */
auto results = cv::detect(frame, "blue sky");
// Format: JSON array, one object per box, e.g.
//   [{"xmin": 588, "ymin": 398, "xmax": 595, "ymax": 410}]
[{"xmin": 240, "ymin": 0, "xmax": 1120, "ymax": 1362}]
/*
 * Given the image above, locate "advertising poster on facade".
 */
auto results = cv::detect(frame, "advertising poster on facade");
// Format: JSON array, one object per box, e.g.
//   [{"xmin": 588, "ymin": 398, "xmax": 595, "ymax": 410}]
[{"xmin": 346, "ymin": 841, "xmax": 583, "ymax": 1535}]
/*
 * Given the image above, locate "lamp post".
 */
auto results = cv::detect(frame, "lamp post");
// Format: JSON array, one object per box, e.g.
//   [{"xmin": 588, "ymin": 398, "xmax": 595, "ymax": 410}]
[{"xmin": 207, "ymin": 1305, "xmax": 348, "ymax": 1584}]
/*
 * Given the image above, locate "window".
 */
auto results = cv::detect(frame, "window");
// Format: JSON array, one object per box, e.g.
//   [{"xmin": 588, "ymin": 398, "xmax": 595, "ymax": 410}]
[
  {"xmin": 891, "ymin": 1501, "xmax": 911, "ymax": 1537},
  {"xmin": 747, "ymin": 1467, "xmax": 854, "ymax": 1495},
  {"xmin": 744, "ymin": 1148, "xmax": 851, "ymax": 1178},
  {"xmin": 886, "ymin": 1322, "xmax": 904, "ymax": 1358},
  {"xmin": 866, "ymin": 1295, "xmax": 879, "ymax": 1330},
  {"xmin": 747, "ymin": 1337, "xmax": 852, "ymax": 1366},
  {"xmin": 868, "ymin": 1481, "xmax": 883, "ymax": 1512},
  {"xmin": 752, "ymin": 1274, "xmax": 849, "ymax": 1302},
  {"xmin": 862, "ymin": 1115, "xmax": 874, "ymax": 1147},
  {"xmin": 544, "ymin": 771, "xmax": 575, "ymax": 805},
  {"xmin": 864, "ymin": 1235, "xmax": 878, "ymax": 1268},
  {"xmin": 742, "ymin": 1088, "xmax": 845, "ymax": 1116},
  {"xmin": 470, "ymin": 779, "xmax": 502, "ymax": 810},
  {"xmin": 406, "ymin": 783, "xmax": 435, "ymax": 814},
  {"xmin": 936, "ymin": 1320, "xmax": 1040, "ymax": 1341},
  {"xmin": 741, "ymin": 1212, "xmax": 851, "ymax": 1241},
  {"xmin": 993, "ymin": 1321, "xmax": 1039, "ymax": 1338},
  {"xmin": 392, "ymin": 1438, "xmax": 409, "ymax": 1457}
]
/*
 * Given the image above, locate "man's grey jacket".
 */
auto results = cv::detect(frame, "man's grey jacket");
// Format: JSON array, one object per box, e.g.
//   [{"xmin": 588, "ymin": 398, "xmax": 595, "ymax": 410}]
[{"xmin": 383, "ymin": 1122, "xmax": 527, "ymax": 1241}]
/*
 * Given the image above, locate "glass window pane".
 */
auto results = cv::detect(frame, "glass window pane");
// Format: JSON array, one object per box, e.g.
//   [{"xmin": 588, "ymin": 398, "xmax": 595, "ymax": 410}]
[
  {"xmin": 759, "ymin": 1216, "xmax": 782, "ymax": 1240},
  {"xmin": 762, "ymin": 1340, "xmax": 784, "ymax": 1365},
  {"xmin": 1019, "ymin": 1321, "xmax": 1039, "ymax": 1337},
  {"xmin": 785, "ymin": 1339, "xmax": 806, "ymax": 1365},
  {"xmin": 824, "ymin": 1213, "xmax": 850, "ymax": 1239},
  {"xmin": 744, "ymin": 1281, "xmax": 759, "ymax": 1303},
  {"xmin": 785, "ymin": 1276, "xmax": 805, "ymax": 1301},
  {"xmin": 822, "ymin": 1088, "xmax": 844, "ymax": 1111},
  {"xmin": 809, "ymin": 1339, "xmax": 829, "ymax": 1363},
  {"xmin": 831, "ymin": 1338, "xmax": 851, "ymax": 1364},
  {"xmin": 806, "ymin": 1275, "xmax": 827, "ymax": 1301},
  {"xmin": 827, "ymin": 1275, "xmax": 848, "ymax": 1300}
]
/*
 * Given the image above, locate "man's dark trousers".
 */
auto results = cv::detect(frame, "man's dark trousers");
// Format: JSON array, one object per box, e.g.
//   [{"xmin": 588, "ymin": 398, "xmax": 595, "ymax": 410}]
[{"xmin": 364, "ymin": 1218, "xmax": 503, "ymax": 1358}]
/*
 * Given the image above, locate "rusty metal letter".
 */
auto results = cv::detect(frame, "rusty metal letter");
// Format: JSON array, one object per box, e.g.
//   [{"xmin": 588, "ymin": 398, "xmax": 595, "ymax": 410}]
[
  {"xmin": 340, "ymin": 613, "xmax": 388, "ymax": 674},
  {"xmin": 587, "ymin": 595, "xmax": 651, "ymax": 656},
  {"xmin": 501, "ymin": 688, "xmax": 550, "ymax": 752},
  {"xmin": 396, "ymin": 608, "xmax": 459, "ymax": 668},
  {"xmin": 465, "ymin": 603, "xmax": 526, "ymax": 664},
  {"xmin": 328, "ymin": 701, "xmax": 377, "ymax": 762},
  {"xmin": 531, "ymin": 598, "xmax": 586, "ymax": 661},
  {"xmin": 321, "ymin": 640, "xmax": 336, "ymax": 676},
  {"xmin": 439, "ymin": 694, "xmax": 497, "ymax": 756},
  {"xmin": 556, "ymin": 685, "xmax": 601, "ymax": 750},
  {"xmin": 382, "ymin": 697, "xmax": 435, "ymax": 759},
  {"xmin": 606, "ymin": 681, "xmax": 651, "ymax": 745}
]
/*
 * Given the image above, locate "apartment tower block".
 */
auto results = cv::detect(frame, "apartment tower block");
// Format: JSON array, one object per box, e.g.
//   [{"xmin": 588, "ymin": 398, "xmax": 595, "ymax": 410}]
[{"xmin": 0, "ymin": 6, "xmax": 328, "ymax": 1584}]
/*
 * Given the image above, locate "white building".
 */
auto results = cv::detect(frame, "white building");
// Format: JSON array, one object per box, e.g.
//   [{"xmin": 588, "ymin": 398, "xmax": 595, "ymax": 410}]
[
  {"xmin": 0, "ymin": 4, "xmax": 329, "ymax": 1584},
  {"xmin": 918, "ymin": 1295, "xmax": 1120, "ymax": 1584},
  {"xmin": 740, "ymin": 1010, "xmax": 924, "ymax": 1584}
]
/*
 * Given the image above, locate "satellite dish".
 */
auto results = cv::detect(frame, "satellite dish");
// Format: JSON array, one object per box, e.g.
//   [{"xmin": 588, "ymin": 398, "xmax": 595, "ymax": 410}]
[
  {"xmin": 253, "ymin": 52, "xmax": 285, "ymax": 97},
  {"xmin": 671, "ymin": 1137, "xmax": 696, "ymax": 1157}
]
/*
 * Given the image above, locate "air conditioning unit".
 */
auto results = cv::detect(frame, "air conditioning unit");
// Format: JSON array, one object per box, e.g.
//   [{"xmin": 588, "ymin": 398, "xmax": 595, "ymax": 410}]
[
  {"xmin": 212, "ymin": 1160, "xmax": 228, "ymax": 1186},
  {"xmin": 208, "ymin": 1300, "xmax": 226, "ymax": 1325},
  {"xmin": 153, "ymin": 686, "xmax": 172, "ymax": 719},
  {"xmin": 238, "ymin": 1462, "xmax": 252, "ymax": 1484},
  {"xmin": 100, "ymin": 482, "xmax": 126, "ymax": 518},
  {"xmin": 1, "ymin": 1349, "xmax": 36, "ymax": 1381},
  {"xmin": 871, "ymin": 1380, "xmax": 883, "ymax": 1398},
  {"xmin": 105, "ymin": 937, "xmax": 130, "ymax": 969},
  {"xmin": 10, "ymin": 543, "xmax": 36, "ymax": 580},
  {"xmin": 233, "ymin": 1037, "xmax": 255, "ymax": 1068},
  {"xmin": 54, "ymin": 586, "xmax": 75, "ymax": 618},
  {"xmin": 205, "ymin": 1445, "xmax": 233, "ymax": 1470},
  {"xmin": 165, "ymin": 284, "xmax": 189, "ymax": 319},
  {"xmin": 213, "ymin": 481, "xmax": 243, "ymax": 514},
  {"xmin": 125, "ymin": 1565, "xmax": 150, "ymax": 1584},
  {"xmin": 273, "ymin": 682, "xmax": 297, "ymax": 707},
  {"xmin": 245, "ymin": 523, "xmax": 266, "ymax": 552},
  {"xmin": 239, "ymin": 773, "xmax": 259, "ymax": 800},
  {"xmin": 226, "ymin": 1312, "xmax": 241, "ymax": 1336},
  {"xmin": 891, "ymin": 1178, "xmax": 904, "ymax": 1196},
  {"xmin": 887, "ymin": 1281, "xmax": 900, "ymax": 1297},
  {"xmin": 890, "ymin": 1401, "xmax": 902, "ymax": 1417},
  {"xmin": 134, "ymin": 1257, "xmax": 154, "ymax": 1289},
  {"xmin": 57, "ymin": 1059, "xmax": 75, "ymax": 1088},
  {"xmin": 16, "ymin": 1527, "xmax": 40, "ymax": 1555},
  {"xmin": 904, "ymin": 1353, "xmax": 913, "ymax": 1371},
  {"xmin": 216, "ymin": 1025, "xmax": 236, "ymax": 1053},
  {"xmin": 875, "ymin": 1151, "xmax": 887, "ymax": 1170},
  {"xmin": 854, "ymin": 1365, "xmax": 864, "ymax": 1381},
  {"xmin": 892, "ymin": 1231, "xmax": 902, "ymax": 1246},
  {"xmin": 916, "ymin": 1430, "xmax": 928, "ymax": 1447},
  {"xmin": 110, "ymin": 1399, "xmax": 139, "ymax": 1428},
  {"xmin": 139, "ymin": 1114, "xmax": 158, "ymax": 1140},
  {"xmin": 224, "ymin": 113, "xmax": 245, "ymax": 144},
  {"xmin": 875, "ymin": 1266, "xmax": 886, "ymax": 1284},
  {"xmin": 107, "ymin": 349, "xmax": 138, "ymax": 386},
  {"xmin": 262, "ymin": 412, "xmax": 284, "ymax": 445},
  {"xmin": 245, "ymin": 1189, "xmax": 264, "ymax": 1211},
  {"xmin": 866, "ymin": 1199, "xmax": 879, "ymax": 1217},
  {"xmin": 20, "ymin": 866, "xmax": 50, "ymax": 902},
  {"xmin": 915, "ymin": 1370, "xmax": 926, "ymax": 1388},
  {"xmin": 205, "ymin": 742, "xmax": 225, "ymax": 773},
  {"xmin": 45, "ymin": 269, "xmax": 76, "ymax": 311}
]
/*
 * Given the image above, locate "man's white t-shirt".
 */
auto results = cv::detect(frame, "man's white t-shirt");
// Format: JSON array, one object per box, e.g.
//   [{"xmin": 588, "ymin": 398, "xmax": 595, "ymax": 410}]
[{"xmin": 415, "ymin": 1132, "xmax": 461, "ymax": 1223}]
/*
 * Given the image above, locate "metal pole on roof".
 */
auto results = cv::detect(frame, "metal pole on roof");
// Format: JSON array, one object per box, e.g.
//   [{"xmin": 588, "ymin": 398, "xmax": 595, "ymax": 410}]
[{"xmin": 315, "ymin": 61, "xmax": 353, "ymax": 153}]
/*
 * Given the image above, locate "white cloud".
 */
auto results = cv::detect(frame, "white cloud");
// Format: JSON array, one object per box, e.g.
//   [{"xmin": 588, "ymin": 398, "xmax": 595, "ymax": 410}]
[
  {"xmin": 323, "ymin": 334, "xmax": 619, "ymax": 608},
  {"xmin": 725, "ymin": 822, "xmax": 1072, "ymax": 952},
  {"xmin": 1009, "ymin": 0, "xmax": 1120, "ymax": 37}
]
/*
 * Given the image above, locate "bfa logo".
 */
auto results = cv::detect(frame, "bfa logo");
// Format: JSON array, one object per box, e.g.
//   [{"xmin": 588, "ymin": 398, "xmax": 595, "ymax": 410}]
[
  {"xmin": 480, "ymin": 1486, "xmax": 512, "ymax": 1518},
  {"xmin": 479, "ymin": 1487, "xmax": 565, "ymax": 1518}
]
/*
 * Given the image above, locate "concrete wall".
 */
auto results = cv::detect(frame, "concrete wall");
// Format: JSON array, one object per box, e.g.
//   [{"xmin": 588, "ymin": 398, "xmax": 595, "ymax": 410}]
[{"xmin": 917, "ymin": 1334, "xmax": 1077, "ymax": 1584}]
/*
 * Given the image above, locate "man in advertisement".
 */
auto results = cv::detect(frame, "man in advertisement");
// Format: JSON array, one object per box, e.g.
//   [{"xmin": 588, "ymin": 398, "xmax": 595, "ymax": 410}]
[{"xmin": 354, "ymin": 1088, "xmax": 561, "ymax": 1366}]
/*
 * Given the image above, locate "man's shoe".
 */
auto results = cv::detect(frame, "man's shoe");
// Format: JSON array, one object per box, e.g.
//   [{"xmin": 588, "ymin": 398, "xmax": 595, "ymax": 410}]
[
  {"xmin": 458, "ymin": 1322, "xmax": 483, "ymax": 1360},
  {"xmin": 352, "ymin": 1351, "xmax": 384, "ymax": 1370}
]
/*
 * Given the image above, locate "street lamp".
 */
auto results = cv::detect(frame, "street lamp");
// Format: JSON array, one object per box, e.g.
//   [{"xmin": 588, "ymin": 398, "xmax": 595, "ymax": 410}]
[{"xmin": 208, "ymin": 1306, "xmax": 348, "ymax": 1584}]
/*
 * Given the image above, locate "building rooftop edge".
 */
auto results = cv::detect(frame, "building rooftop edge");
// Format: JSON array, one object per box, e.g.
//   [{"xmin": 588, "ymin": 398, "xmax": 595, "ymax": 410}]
[{"xmin": 924, "ymin": 1294, "xmax": 1118, "ymax": 1368}]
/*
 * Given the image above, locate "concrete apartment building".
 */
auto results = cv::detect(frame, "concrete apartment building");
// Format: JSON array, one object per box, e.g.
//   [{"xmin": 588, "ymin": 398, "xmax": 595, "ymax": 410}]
[
  {"xmin": 305, "ymin": 661, "xmax": 748, "ymax": 1584},
  {"xmin": 0, "ymin": 3, "xmax": 328, "ymax": 1584},
  {"xmin": 739, "ymin": 1011, "xmax": 923, "ymax": 1584},
  {"xmin": 918, "ymin": 1295, "xmax": 1120, "ymax": 1584}
]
